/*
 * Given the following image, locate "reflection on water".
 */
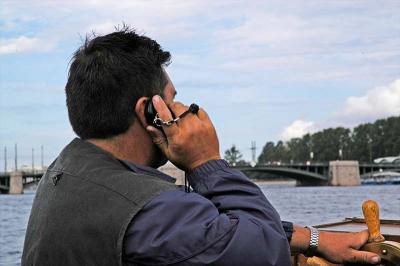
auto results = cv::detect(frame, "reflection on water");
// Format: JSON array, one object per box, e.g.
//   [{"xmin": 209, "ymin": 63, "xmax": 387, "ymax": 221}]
[{"xmin": 0, "ymin": 185, "xmax": 399, "ymax": 265}]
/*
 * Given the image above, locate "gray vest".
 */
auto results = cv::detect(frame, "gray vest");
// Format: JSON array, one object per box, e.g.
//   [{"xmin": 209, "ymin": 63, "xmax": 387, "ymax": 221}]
[{"xmin": 22, "ymin": 138, "xmax": 175, "ymax": 266}]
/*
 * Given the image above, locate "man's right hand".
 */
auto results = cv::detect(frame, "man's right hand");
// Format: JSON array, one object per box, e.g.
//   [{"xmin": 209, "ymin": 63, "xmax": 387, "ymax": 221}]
[{"xmin": 146, "ymin": 95, "xmax": 221, "ymax": 172}]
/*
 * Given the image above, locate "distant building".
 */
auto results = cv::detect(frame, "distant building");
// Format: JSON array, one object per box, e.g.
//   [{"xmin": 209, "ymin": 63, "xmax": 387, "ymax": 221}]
[{"xmin": 374, "ymin": 156, "xmax": 400, "ymax": 164}]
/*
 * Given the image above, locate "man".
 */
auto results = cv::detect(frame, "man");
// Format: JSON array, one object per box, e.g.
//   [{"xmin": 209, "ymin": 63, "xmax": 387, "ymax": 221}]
[{"xmin": 22, "ymin": 27, "xmax": 380, "ymax": 266}]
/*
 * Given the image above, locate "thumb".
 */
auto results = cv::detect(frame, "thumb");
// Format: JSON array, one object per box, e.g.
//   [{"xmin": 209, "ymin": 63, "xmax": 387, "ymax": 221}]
[
  {"xmin": 146, "ymin": 126, "xmax": 168, "ymax": 153},
  {"xmin": 350, "ymin": 250, "xmax": 381, "ymax": 264}
]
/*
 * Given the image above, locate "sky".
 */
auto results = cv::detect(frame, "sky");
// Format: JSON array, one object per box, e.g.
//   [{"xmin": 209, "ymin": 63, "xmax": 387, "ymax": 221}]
[{"xmin": 1, "ymin": 0, "xmax": 399, "ymax": 169}]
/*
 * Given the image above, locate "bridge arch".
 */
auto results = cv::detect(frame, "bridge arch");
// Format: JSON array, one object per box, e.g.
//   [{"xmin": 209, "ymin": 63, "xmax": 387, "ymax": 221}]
[{"xmin": 237, "ymin": 167, "xmax": 329, "ymax": 186}]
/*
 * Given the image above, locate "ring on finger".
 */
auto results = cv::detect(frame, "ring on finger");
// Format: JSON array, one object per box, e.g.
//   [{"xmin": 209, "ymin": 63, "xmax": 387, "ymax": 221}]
[{"xmin": 153, "ymin": 103, "xmax": 199, "ymax": 127}]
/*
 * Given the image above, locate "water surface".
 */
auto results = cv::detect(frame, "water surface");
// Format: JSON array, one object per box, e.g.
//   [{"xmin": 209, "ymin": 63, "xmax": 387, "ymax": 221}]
[{"xmin": 1, "ymin": 185, "xmax": 399, "ymax": 265}]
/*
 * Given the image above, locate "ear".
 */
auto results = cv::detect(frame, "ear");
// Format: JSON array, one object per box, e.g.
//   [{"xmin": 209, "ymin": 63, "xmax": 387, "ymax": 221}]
[{"xmin": 135, "ymin": 96, "xmax": 150, "ymax": 128}]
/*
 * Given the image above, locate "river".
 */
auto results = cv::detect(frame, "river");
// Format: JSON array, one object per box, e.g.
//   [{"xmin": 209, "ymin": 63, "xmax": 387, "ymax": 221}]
[{"xmin": 1, "ymin": 184, "xmax": 399, "ymax": 266}]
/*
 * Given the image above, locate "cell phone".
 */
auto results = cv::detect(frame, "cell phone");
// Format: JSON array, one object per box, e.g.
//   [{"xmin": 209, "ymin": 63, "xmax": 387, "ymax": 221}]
[{"xmin": 144, "ymin": 99, "xmax": 163, "ymax": 129}]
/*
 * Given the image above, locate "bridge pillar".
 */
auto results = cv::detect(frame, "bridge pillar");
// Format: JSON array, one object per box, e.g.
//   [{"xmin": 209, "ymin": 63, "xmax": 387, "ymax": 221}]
[
  {"xmin": 329, "ymin": 161, "xmax": 361, "ymax": 186},
  {"xmin": 9, "ymin": 171, "xmax": 24, "ymax": 194}
]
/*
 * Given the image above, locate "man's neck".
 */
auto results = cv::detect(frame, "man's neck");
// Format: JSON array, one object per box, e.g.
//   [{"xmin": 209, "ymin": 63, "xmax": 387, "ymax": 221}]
[{"xmin": 87, "ymin": 125, "xmax": 153, "ymax": 166}]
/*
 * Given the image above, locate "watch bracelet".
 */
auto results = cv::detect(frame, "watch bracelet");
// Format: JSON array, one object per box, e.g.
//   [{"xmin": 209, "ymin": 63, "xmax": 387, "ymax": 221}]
[{"xmin": 304, "ymin": 226, "xmax": 319, "ymax": 257}]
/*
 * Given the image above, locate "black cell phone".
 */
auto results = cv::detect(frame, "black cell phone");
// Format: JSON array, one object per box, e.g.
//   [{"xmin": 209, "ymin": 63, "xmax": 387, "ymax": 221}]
[{"xmin": 144, "ymin": 100, "xmax": 163, "ymax": 129}]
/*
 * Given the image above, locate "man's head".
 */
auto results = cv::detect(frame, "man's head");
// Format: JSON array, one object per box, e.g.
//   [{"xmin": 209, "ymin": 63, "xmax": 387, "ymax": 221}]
[{"xmin": 66, "ymin": 27, "xmax": 171, "ymax": 140}]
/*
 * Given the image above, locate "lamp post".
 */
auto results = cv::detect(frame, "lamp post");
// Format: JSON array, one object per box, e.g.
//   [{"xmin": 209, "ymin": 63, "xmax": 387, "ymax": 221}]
[
  {"xmin": 32, "ymin": 148, "xmax": 35, "ymax": 174},
  {"xmin": 367, "ymin": 136, "xmax": 373, "ymax": 164},
  {"xmin": 4, "ymin": 147, "xmax": 7, "ymax": 173},
  {"xmin": 14, "ymin": 143, "xmax": 18, "ymax": 171},
  {"xmin": 41, "ymin": 145, "xmax": 44, "ymax": 170},
  {"xmin": 367, "ymin": 135, "xmax": 373, "ymax": 179}
]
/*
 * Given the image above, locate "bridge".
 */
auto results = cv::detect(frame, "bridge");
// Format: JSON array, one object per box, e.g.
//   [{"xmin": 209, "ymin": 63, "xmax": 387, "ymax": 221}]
[
  {"xmin": 0, "ymin": 171, "xmax": 43, "ymax": 194},
  {"xmin": 236, "ymin": 162, "xmax": 400, "ymax": 186},
  {"xmin": 237, "ymin": 164, "xmax": 329, "ymax": 186},
  {"xmin": 1, "ymin": 161, "xmax": 399, "ymax": 193}
]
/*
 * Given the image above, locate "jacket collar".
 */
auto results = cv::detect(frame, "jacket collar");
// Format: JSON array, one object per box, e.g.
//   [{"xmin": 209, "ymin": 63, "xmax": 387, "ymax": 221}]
[{"xmin": 53, "ymin": 138, "xmax": 175, "ymax": 183}]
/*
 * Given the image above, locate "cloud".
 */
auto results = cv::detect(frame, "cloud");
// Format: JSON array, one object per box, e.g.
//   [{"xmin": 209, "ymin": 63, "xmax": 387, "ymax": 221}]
[
  {"xmin": 0, "ymin": 36, "xmax": 54, "ymax": 55},
  {"xmin": 210, "ymin": 1, "xmax": 400, "ymax": 85},
  {"xmin": 335, "ymin": 79, "xmax": 400, "ymax": 124},
  {"xmin": 2, "ymin": 0, "xmax": 400, "ymax": 161},
  {"xmin": 280, "ymin": 119, "xmax": 315, "ymax": 141},
  {"xmin": 2, "ymin": 1, "xmax": 400, "ymax": 74},
  {"xmin": 280, "ymin": 79, "xmax": 400, "ymax": 140}
]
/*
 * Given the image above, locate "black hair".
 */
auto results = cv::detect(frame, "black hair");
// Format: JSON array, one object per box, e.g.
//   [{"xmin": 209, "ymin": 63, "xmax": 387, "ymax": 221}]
[{"xmin": 65, "ymin": 26, "xmax": 171, "ymax": 139}]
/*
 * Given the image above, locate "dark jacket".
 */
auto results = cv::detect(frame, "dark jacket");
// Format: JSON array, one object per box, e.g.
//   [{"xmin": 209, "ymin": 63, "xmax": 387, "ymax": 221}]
[
  {"xmin": 122, "ymin": 160, "xmax": 292, "ymax": 266},
  {"xmin": 22, "ymin": 138, "xmax": 175, "ymax": 266}
]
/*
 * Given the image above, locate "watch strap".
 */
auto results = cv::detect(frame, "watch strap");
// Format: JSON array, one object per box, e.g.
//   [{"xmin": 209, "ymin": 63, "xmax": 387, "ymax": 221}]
[{"xmin": 305, "ymin": 226, "xmax": 319, "ymax": 257}]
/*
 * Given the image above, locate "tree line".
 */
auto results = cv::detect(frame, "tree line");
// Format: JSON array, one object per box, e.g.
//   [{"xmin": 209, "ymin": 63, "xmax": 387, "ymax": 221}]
[{"xmin": 257, "ymin": 116, "xmax": 400, "ymax": 164}]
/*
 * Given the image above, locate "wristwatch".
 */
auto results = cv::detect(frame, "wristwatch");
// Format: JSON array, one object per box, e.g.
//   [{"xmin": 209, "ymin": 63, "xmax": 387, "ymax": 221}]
[{"xmin": 305, "ymin": 226, "xmax": 319, "ymax": 257}]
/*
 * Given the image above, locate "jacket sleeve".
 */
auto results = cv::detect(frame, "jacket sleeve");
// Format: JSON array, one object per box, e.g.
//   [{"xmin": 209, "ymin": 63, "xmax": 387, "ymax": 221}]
[{"xmin": 123, "ymin": 160, "xmax": 292, "ymax": 266}]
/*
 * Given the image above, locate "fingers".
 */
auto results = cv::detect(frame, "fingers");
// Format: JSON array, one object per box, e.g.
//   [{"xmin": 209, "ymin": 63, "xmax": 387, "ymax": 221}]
[
  {"xmin": 316, "ymin": 230, "xmax": 382, "ymax": 265},
  {"xmin": 347, "ymin": 231, "xmax": 380, "ymax": 264},
  {"xmin": 152, "ymin": 95, "xmax": 173, "ymax": 120},
  {"xmin": 167, "ymin": 101, "xmax": 201, "ymax": 129},
  {"xmin": 169, "ymin": 102, "xmax": 190, "ymax": 119},
  {"xmin": 349, "ymin": 249, "xmax": 380, "ymax": 264},
  {"xmin": 197, "ymin": 107, "xmax": 210, "ymax": 121},
  {"xmin": 146, "ymin": 125, "xmax": 168, "ymax": 153},
  {"xmin": 168, "ymin": 101, "xmax": 208, "ymax": 123},
  {"xmin": 147, "ymin": 97, "xmax": 220, "ymax": 171},
  {"xmin": 352, "ymin": 230, "xmax": 369, "ymax": 249},
  {"xmin": 152, "ymin": 95, "xmax": 178, "ymax": 136},
  {"xmin": 152, "ymin": 96, "xmax": 211, "ymax": 142}
]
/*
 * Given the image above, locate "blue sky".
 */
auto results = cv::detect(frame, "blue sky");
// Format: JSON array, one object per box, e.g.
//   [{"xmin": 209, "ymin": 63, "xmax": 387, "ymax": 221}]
[{"xmin": 1, "ymin": 0, "xmax": 399, "ymax": 169}]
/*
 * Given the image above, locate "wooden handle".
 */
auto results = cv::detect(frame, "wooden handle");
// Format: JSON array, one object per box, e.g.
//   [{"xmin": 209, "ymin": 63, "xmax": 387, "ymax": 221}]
[
  {"xmin": 306, "ymin": 256, "xmax": 332, "ymax": 266},
  {"xmin": 362, "ymin": 200, "xmax": 385, "ymax": 242}
]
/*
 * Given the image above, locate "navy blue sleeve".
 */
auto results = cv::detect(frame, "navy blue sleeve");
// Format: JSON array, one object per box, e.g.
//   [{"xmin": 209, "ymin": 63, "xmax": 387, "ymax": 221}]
[{"xmin": 123, "ymin": 160, "xmax": 292, "ymax": 266}]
